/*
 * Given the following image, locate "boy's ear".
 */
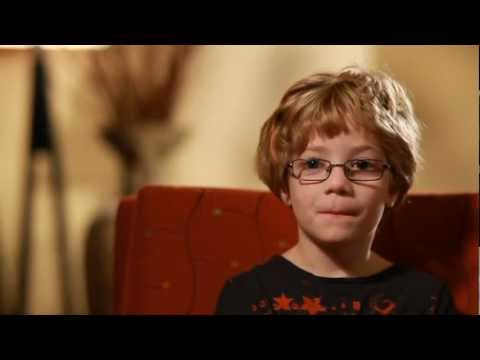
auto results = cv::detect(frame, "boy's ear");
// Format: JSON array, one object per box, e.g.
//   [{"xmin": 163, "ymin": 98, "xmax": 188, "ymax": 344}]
[
  {"xmin": 280, "ymin": 191, "xmax": 292, "ymax": 207},
  {"xmin": 386, "ymin": 190, "xmax": 399, "ymax": 208}
]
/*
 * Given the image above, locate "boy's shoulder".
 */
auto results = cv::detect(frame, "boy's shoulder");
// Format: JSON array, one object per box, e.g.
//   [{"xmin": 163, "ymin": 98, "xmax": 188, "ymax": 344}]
[
  {"xmin": 221, "ymin": 256, "xmax": 275, "ymax": 290},
  {"xmin": 226, "ymin": 255, "xmax": 286, "ymax": 286},
  {"xmin": 216, "ymin": 256, "xmax": 458, "ymax": 315},
  {"xmin": 227, "ymin": 255, "xmax": 447, "ymax": 290},
  {"xmin": 215, "ymin": 256, "xmax": 286, "ymax": 314},
  {"xmin": 385, "ymin": 263, "xmax": 447, "ymax": 291}
]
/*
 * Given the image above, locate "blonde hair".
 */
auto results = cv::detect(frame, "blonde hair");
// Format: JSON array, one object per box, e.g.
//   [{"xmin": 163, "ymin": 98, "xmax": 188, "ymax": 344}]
[{"xmin": 256, "ymin": 66, "xmax": 422, "ymax": 206}]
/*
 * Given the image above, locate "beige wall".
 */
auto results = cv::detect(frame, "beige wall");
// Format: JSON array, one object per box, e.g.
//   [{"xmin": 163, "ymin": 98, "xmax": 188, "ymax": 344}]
[
  {"xmin": 158, "ymin": 45, "xmax": 478, "ymax": 193},
  {"xmin": 0, "ymin": 50, "xmax": 32, "ymax": 313},
  {"xmin": 158, "ymin": 45, "xmax": 376, "ymax": 188},
  {"xmin": 0, "ymin": 50, "xmax": 122, "ymax": 314},
  {"xmin": 374, "ymin": 46, "xmax": 478, "ymax": 193},
  {"xmin": 0, "ymin": 45, "xmax": 477, "ymax": 314}
]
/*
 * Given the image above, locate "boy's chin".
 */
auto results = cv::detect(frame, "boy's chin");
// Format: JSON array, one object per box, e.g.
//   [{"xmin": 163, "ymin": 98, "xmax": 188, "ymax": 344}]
[{"xmin": 306, "ymin": 230, "xmax": 358, "ymax": 248}]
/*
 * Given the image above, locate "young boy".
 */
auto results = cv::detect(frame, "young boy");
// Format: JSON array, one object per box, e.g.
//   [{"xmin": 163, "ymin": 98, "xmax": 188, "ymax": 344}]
[{"xmin": 215, "ymin": 67, "xmax": 457, "ymax": 315}]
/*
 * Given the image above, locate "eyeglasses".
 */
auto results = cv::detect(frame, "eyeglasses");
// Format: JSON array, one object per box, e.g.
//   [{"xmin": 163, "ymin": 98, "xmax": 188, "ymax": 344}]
[{"xmin": 287, "ymin": 158, "xmax": 392, "ymax": 183}]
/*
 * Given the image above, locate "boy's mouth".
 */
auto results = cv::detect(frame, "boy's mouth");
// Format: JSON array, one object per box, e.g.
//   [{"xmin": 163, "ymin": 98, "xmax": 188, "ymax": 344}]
[{"xmin": 318, "ymin": 209, "xmax": 357, "ymax": 216}]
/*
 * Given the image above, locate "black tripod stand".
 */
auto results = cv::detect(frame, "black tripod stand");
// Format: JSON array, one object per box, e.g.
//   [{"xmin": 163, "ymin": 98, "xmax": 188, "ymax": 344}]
[{"xmin": 15, "ymin": 48, "xmax": 73, "ymax": 314}]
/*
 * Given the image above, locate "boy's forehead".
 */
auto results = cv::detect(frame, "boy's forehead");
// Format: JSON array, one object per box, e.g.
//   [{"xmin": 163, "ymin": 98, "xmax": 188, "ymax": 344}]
[{"xmin": 306, "ymin": 126, "xmax": 381, "ymax": 150}]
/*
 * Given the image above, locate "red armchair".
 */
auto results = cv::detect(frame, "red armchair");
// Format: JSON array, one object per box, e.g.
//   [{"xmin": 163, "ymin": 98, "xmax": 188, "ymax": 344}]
[{"xmin": 114, "ymin": 186, "xmax": 478, "ymax": 314}]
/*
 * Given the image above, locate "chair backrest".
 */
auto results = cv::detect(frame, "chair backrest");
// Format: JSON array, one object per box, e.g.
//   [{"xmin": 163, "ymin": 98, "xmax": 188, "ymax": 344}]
[{"xmin": 114, "ymin": 185, "xmax": 479, "ymax": 314}]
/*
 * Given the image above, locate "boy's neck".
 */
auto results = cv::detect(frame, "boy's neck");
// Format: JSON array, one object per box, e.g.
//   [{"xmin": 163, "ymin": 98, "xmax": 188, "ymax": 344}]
[{"xmin": 283, "ymin": 238, "xmax": 393, "ymax": 279}]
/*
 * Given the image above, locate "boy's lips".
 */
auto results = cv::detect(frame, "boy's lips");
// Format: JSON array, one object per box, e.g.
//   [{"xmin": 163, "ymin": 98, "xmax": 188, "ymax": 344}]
[{"xmin": 318, "ymin": 209, "xmax": 357, "ymax": 216}]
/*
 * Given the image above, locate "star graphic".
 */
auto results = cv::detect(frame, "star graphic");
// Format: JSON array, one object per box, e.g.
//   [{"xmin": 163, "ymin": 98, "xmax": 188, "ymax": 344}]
[
  {"xmin": 352, "ymin": 300, "xmax": 361, "ymax": 312},
  {"xmin": 373, "ymin": 299, "xmax": 397, "ymax": 315},
  {"xmin": 273, "ymin": 293, "xmax": 294, "ymax": 311},
  {"xmin": 301, "ymin": 296, "xmax": 327, "ymax": 315}
]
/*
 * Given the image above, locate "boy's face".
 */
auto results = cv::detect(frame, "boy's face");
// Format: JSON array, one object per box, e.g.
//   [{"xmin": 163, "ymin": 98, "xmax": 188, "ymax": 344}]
[{"xmin": 281, "ymin": 126, "xmax": 398, "ymax": 247}]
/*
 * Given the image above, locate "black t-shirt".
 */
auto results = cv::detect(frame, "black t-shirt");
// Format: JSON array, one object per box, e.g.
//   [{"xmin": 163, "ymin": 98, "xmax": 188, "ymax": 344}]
[{"xmin": 215, "ymin": 255, "xmax": 458, "ymax": 315}]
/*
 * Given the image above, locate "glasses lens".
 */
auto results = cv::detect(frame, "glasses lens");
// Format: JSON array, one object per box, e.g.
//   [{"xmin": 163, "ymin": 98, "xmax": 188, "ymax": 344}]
[
  {"xmin": 346, "ymin": 160, "xmax": 384, "ymax": 181},
  {"xmin": 296, "ymin": 159, "xmax": 330, "ymax": 181}
]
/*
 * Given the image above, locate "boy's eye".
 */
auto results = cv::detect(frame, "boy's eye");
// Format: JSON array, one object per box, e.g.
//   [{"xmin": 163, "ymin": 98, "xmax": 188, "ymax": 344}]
[
  {"xmin": 350, "ymin": 160, "xmax": 375, "ymax": 171},
  {"xmin": 305, "ymin": 158, "xmax": 325, "ymax": 169}
]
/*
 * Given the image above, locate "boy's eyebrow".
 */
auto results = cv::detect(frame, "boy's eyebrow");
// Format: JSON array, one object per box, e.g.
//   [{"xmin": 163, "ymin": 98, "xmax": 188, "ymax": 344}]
[
  {"xmin": 305, "ymin": 144, "xmax": 381, "ymax": 153},
  {"xmin": 304, "ymin": 145, "xmax": 329, "ymax": 153},
  {"xmin": 349, "ymin": 145, "xmax": 382, "ymax": 153}
]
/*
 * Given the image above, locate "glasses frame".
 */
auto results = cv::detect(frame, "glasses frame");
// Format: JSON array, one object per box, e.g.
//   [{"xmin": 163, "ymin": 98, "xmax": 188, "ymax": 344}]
[{"xmin": 287, "ymin": 158, "xmax": 392, "ymax": 183}]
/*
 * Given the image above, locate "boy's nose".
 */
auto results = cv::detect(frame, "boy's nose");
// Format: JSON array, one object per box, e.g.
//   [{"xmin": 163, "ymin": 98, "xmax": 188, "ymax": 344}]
[{"xmin": 323, "ymin": 166, "xmax": 352, "ymax": 194}]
